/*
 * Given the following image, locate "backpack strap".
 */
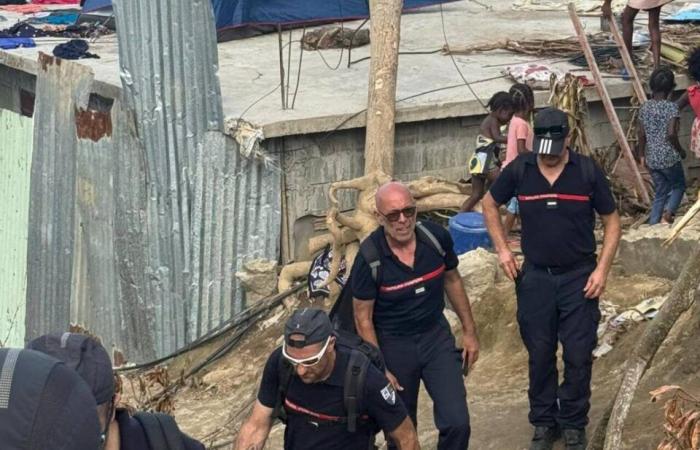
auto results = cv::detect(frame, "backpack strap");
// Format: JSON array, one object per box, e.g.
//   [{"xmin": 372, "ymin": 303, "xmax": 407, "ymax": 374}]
[
  {"xmin": 415, "ymin": 221, "xmax": 445, "ymax": 258},
  {"xmin": 272, "ymin": 352, "xmax": 295, "ymax": 423},
  {"xmin": 581, "ymin": 155, "xmax": 597, "ymax": 193},
  {"xmin": 344, "ymin": 349, "xmax": 370, "ymax": 433},
  {"xmin": 133, "ymin": 412, "xmax": 186, "ymax": 450},
  {"xmin": 359, "ymin": 237, "xmax": 382, "ymax": 284}
]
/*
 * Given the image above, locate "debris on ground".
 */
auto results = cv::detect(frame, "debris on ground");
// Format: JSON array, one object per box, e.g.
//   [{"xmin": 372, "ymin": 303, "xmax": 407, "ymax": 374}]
[{"xmin": 650, "ymin": 385, "xmax": 700, "ymax": 450}]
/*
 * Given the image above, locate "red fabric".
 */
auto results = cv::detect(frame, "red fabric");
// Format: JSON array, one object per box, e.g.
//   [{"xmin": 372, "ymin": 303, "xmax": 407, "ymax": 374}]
[
  {"xmin": 688, "ymin": 85, "xmax": 700, "ymax": 119},
  {"xmin": 31, "ymin": 0, "xmax": 79, "ymax": 4},
  {"xmin": 379, "ymin": 264, "xmax": 446, "ymax": 294},
  {"xmin": 518, "ymin": 193, "xmax": 590, "ymax": 202},
  {"xmin": 0, "ymin": 4, "xmax": 47, "ymax": 13}
]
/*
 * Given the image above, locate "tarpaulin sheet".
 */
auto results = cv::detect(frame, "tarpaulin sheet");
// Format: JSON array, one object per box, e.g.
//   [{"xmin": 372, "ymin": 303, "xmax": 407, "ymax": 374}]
[{"xmin": 83, "ymin": 0, "xmax": 453, "ymax": 29}]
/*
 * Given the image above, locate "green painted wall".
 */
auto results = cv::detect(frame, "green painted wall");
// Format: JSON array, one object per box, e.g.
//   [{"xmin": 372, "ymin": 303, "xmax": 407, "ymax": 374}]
[{"xmin": 0, "ymin": 108, "xmax": 33, "ymax": 347}]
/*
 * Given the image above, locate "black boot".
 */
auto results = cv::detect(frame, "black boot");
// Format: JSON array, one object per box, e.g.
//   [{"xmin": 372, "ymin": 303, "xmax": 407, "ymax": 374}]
[
  {"xmin": 529, "ymin": 425, "xmax": 561, "ymax": 450},
  {"xmin": 563, "ymin": 428, "xmax": 587, "ymax": 450}
]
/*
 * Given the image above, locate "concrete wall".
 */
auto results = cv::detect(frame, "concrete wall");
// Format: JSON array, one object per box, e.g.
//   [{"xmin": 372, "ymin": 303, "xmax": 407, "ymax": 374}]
[{"xmin": 273, "ymin": 98, "xmax": 700, "ymax": 261}]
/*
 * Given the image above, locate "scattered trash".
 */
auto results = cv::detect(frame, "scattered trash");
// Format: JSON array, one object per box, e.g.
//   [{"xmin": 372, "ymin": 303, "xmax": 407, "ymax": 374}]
[{"xmin": 53, "ymin": 38, "xmax": 99, "ymax": 59}]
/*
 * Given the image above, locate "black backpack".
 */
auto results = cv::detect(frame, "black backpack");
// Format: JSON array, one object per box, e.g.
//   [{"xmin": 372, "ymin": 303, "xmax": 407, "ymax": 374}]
[
  {"xmin": 133, "ymin": 412, "xmax": 187, "ymax": 450},
  {"xmin": 329, "ymin": 221, "xmax": 446, "ymax": 333},
  {"xmin": 272, "ymin": 331, "xmax": 386, "ymax": 434}
]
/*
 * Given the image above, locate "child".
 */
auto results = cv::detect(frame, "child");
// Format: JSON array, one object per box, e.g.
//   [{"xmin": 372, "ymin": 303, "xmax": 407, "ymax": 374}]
[
  {"xmin": 637, "ymin": 68, "xmax": 687, "ymax": 225},
  {"xmin": 461, "ymin": 92, "xmax": 514, "ymax": 212},
  {"xmin": 503, "ymin": 83, "xmax": 535, "ymax": 236},
  {"xmin": 676, "ymin": 47, "xmax": 700, "ymax": 160},
  {"xmin": 603, "ymin": 0, "xmax": 673, "ymax": 69}
]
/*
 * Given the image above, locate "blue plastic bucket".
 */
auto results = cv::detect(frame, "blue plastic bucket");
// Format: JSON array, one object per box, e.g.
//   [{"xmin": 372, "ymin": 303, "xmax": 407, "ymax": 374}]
[{"xmin": 448, "ymin": 212, "xmax": 492, "ymax": 255}]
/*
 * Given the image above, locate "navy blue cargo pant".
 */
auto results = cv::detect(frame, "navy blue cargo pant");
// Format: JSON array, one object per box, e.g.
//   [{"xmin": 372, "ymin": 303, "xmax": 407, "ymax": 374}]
[
  {"xmin": 516, "ymin": 261, "xmax": 601, "ymax": 430},
  {"xmin": 378, "ymin": 317, "xmax": 470, "ymax": 450}
]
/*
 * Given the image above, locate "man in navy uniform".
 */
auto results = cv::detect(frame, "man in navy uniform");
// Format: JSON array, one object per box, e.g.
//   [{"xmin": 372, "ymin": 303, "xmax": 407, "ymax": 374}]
[
  {"xmin": 236, "ymin": 308, "xmax": 419, "ymax": 450},
  {"xmin": 351, "ymin": 181, "xmax": 480, "ymax": 450},
  {"xmin": 482, "ymin": 107, "xmax": 621, "ymax": 450}
]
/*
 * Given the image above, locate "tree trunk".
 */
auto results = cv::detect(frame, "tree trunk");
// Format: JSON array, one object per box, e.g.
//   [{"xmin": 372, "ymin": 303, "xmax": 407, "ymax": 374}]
[
  {"xmin": 602, "ymin": 245, "xmax": 700, "ymax": 450},
  {"xmin": 364, "ymin": 0, "xmax": 404, "ymax": 175}
]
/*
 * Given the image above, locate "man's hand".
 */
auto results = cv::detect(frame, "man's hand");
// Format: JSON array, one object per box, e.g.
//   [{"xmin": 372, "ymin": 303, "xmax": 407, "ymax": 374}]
[
  {"xmin": 498, "ymin": 248, "xmax": 520, "ymax": 281},
  {"xmin": 583, "ymin": 266, "xmax": 608, "ymax": 299},
  {"xmin": 601, "ymin": 0, "xmax": 612, "ymax": 18},
  {"xmin": 461, "ymin": 331, "xmax": 480, "ymax": 372},
  {"xmin": 386, "ymin": 370, "xmax": 404, "ymax": 391}
]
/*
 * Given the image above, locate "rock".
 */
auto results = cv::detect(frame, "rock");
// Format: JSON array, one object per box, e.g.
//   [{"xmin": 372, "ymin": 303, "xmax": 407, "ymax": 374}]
[
  {"xmin": 457, "ymin": 247, "xmax": 499, "ymax": 302},
  {"xmin": 202, "ymin": 367, "xmax": 236, "ymax": 387},
  {"xmin": 236, "ymin": 258, "xmax": 278, "ymax": 303},
  {"xmin": 618, "ymin": 222, "xmax": 700, "ymax": 280}
]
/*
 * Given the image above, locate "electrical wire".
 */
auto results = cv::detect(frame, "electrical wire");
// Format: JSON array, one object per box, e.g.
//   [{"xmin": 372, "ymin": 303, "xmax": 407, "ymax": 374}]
[{"xmin": 439, "ymin": 3, "xmax": 488, "ymax": 112}]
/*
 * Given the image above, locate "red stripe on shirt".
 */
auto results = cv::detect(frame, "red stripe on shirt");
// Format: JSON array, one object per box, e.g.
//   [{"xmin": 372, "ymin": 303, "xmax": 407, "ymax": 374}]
[
  {"xmin": 517, "ymin": 193, "xmax": 590, "ymax": 202},
  {"xmin": 285, "ymin": 399, "xmax": 343, "ymax": 422},
  {"xmin": 379, "ymin": 264, "xmax": 446, "ymax": 293}
]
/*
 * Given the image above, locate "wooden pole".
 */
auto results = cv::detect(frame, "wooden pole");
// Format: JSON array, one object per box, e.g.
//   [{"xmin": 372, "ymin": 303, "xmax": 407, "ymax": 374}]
[
  {"xmin": 607, "ymin": 16, "xmax": 647, "ymax": 103},
  {"xmin": 277, "ymin": 24, "xmax": 286, "ymax": 110},
  {"xmin": 364, "ymin": 0, "xmax": 404, "ymax": 176},
  {"xmin": 568, "ymin": 4, "xmax": 651, "ymax": 204}
]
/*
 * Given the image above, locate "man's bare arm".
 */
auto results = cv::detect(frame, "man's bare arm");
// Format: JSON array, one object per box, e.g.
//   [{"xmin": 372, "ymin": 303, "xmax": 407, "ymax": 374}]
[
  {"xmin": 234, "ymin": 401, "xmax": 274, "ymax": 450},
  {"xmin": 388, "ymin": 417, "xmax": 421, "ymax": 450},
  {"xmin": 482, "ymin": 192, "xmax": 519, "ymax": 280},
  {"xmin": 444, "ymin": 269, "xmax": 480, "ymax": 369},
  {"xmin": 583, "ymin": 211, "xmax": 621, "ymax": 299},
  {"xmin": 353, "ymin": 298, "xmax": 379, "ymax": 348}
]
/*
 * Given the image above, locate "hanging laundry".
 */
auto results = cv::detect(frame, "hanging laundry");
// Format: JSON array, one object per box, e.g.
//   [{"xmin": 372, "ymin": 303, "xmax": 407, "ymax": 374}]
[
  {"xmin": 53, "ymin": 38, "xmax": 99, "ymax": 59},
  {"xmin": 0, "ymin": 37, "xmax": 35, "ymax": 49}
]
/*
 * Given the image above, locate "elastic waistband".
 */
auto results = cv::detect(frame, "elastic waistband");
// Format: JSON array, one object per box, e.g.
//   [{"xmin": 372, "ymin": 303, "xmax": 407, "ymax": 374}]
[{"xmin": 525, "ymin": 257, "xmax": 596, "ymax": 275}]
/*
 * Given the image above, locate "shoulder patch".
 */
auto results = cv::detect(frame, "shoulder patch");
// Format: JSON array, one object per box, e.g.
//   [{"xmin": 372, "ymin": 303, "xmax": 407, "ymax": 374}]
[{"xmin": 380, "ymin": 383, "xmax": 396, "ymax": 406}]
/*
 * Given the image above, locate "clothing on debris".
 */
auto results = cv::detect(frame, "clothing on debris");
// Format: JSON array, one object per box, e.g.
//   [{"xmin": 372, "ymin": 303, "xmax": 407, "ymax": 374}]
[
  {"xmin": 53, "ymin": 38, "xmax": 99, "ymax": 59},
  {"xmin": 0, "ymin": 36, "xmax": 35, "ymax": 49}
]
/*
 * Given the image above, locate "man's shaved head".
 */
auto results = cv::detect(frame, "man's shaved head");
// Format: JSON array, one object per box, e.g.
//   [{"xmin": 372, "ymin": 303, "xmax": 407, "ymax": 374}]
[
  {"xmin": 375, "ymin": 181, "xmax": 413, "ymax": 212},
  {"xmin": 375, "ymin": 181, "xmax": 417, "ymax": 245}
]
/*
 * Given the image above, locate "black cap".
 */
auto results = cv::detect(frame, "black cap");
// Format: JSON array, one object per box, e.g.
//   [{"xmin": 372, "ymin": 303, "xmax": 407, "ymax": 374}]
[
  {"xmin": 284, "ymin": 308, "xmax": 333, "ymax": 349},
  {"xmin": 0, "ymin": 348, "xmax": 101, "ymax": 450},
  {"xmin": 27, "ymin": 332, "xmax": 114, "ymax": 405},
  {"xmin": 533, "ymin": 107, "xmax": 570, "ymax": 156}
]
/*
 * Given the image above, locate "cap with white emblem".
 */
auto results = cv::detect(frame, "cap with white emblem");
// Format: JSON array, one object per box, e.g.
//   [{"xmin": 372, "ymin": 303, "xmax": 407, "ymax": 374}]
[{"xmin": 532, "ymin": 107, "xmax": 570, "ymax": 156}]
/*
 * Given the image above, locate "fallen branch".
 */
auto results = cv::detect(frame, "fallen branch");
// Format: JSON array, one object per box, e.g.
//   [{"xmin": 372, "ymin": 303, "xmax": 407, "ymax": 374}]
[{"xmin": 602, "ymin": 246, "xmax": 700, "ymax": 450}]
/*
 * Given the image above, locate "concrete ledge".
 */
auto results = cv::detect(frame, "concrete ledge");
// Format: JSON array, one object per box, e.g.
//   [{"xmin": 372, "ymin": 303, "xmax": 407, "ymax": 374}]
[{"xmin": 618, "ymin": 222, "xmax": 700, "ymax": 279}]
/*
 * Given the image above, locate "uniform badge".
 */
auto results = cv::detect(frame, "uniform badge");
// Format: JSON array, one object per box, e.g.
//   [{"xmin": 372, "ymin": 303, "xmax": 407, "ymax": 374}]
[{"xmin": 380, "ymin": 383, "xmax": 396, "ymax": 405}]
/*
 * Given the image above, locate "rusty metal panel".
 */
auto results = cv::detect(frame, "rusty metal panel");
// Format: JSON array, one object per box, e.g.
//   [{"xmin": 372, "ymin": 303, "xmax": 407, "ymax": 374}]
[
  {"xmin": 0, "ymin": 109, "xmax": 33, "ymax": 347},
  {"xmin": 189, "ymin": 132, "xmax": 281, "ymax": 339},
  {"xmin": 24, "ymin": 54, "xmax": 93, "ymax": 342}
]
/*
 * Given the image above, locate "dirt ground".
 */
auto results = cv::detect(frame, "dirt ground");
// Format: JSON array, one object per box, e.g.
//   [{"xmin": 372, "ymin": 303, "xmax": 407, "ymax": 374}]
[{"xmin": 121, "ymin": 268, "xmax": 699, "ymax": 450}]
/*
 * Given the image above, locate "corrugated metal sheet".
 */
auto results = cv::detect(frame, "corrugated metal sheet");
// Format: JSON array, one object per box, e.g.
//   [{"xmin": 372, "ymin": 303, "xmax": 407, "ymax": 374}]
[
  {"xmin": 189, "ymin": 132, "xmax": 280, "ymax": 339},
  {"xmin": 0, "ymin": 109, "xmax": 33, "ymax": 347},
  {"xmin": 25, "ymin": 54, "xmax": 93, "ymax": 342},
  {"xmin": 7, "ymin": 0, "xmax": 281, "ymax": 362}
]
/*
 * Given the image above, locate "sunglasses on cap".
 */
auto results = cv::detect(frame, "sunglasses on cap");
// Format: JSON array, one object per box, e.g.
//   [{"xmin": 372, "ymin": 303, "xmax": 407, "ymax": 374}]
[
  {"xmin": 534, "ymin": 125, "xmax": 568, "ymax": 138},
  {"xmin": 379, "ymin": 206, "xmax": 417, "ymax": 222},
  {"xmin": 282, "ymin": 336, "xmax": 331, "ymax": 367}
]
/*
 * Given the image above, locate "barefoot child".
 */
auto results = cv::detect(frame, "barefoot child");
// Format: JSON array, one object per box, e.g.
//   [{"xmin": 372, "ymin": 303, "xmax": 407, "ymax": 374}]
[
  {"xmin": 461, "ymin": 92, "xmax": 514, "ymax": 212},
  {"xmin": 503, "ymin": 83, "xmax": 535, "ymax": 236},
  {"xmin": 637, "ymin": 68, "xmax": 687, "ymax": 224}
]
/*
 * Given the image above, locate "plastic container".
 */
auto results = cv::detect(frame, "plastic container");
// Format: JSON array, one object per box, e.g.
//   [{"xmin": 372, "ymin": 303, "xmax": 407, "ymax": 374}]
[{"xmin": 448, "ymin": 212, "xmax": 492, "ymax": 255}]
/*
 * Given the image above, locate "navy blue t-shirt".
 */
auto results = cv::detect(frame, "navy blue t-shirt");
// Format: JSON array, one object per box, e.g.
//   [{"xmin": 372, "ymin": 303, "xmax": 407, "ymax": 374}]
[
  {"xmin": 489, "ymin": 152, "xmax": 616, "ymax": 268},
  {"xmin": 258, "ymin": 347, "xmax": 408, "ymax": 450},
  {"xmin": 350, "ymin": 221, "xmax": 459, "ymax": 335},
  {"xmin": 115, "ymin": 409, "xmax": 205, "ymax": 450}
]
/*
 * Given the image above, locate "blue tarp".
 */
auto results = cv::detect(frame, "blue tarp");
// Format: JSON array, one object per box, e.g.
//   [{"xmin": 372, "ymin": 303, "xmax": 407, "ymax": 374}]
[{"xmin": 83, "ymin": 0, "xmax": 451, "ymax": 30}]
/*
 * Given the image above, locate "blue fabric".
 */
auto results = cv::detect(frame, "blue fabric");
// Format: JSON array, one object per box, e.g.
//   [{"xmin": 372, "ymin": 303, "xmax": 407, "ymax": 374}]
[
  {"xmin": 0, "ymin": 37, "xmax": 36, "ymax": 49},
  {"xmin": 649, "ymin": 162, "xmax": 686, "ymax": 224},
  {"xmin": 31, "ymin": 12, "xmax": 80, "ymax": 25},
  {"xmin": 83, "ymin": 0, "xmax": 453, "ymax": 29}
]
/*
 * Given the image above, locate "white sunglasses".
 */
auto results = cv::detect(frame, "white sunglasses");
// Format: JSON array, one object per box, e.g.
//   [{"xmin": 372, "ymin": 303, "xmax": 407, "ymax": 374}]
[{"xmin": 282, "ymin": 336, "xmax": 332, "ymax": 367}]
